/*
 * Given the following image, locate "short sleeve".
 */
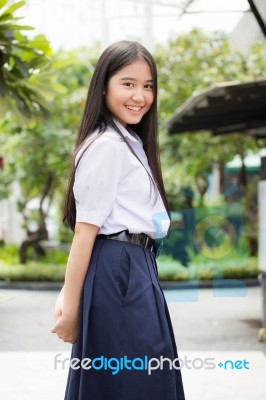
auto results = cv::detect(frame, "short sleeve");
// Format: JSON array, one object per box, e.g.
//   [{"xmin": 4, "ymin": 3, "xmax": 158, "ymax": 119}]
[{"xmin": 73, "ymin": 137, "xmax": 122, "ymax": 227}]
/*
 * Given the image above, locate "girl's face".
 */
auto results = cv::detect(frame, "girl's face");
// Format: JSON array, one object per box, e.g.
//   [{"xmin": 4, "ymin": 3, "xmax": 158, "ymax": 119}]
[{"xmin": 105, "ymin": 59, "xmax": 154, "ymax": 127}]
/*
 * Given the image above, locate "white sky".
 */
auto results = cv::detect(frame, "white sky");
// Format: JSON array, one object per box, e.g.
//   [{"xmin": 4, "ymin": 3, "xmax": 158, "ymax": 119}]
[{"xmin": 20, "ymin": 0, "xmax": 250, "ymax": 51}]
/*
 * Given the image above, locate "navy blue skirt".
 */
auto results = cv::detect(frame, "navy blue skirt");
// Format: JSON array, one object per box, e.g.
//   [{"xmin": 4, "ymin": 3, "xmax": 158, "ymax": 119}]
[{"xmin": 64, "ymin": 237, "xmax": 186, "ymax": 400}]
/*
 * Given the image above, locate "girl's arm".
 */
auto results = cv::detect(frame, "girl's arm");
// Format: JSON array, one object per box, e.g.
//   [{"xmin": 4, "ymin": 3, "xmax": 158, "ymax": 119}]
[
  {"xmin": 51, "ymin": 222, "xmax": 99, "ymax": 343},
  {"xmin": 54, "ymin": 284, "xmax": 64, "ymax": 321}
]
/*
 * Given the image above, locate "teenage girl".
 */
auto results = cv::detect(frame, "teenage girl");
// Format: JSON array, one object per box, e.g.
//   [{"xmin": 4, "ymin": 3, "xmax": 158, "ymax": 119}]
[{"xmin": 51, "ymin": 40, "xmax": 186, "ymax": 400}]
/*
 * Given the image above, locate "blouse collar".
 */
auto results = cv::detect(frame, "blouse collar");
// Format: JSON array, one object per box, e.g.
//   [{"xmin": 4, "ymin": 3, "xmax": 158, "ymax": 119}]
[{"xmin": 113, "ymin": 118, "xmax": 142, "ymax": 144}]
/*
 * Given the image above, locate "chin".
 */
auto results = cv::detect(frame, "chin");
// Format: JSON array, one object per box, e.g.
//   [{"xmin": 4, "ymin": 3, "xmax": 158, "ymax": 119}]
[{"xmin": 128, "ymin": 117, "xmax": 143, "ymax": 125}]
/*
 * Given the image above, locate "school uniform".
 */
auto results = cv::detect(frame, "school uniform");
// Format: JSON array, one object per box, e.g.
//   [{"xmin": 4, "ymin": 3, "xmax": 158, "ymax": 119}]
[{"xmin": 64, "ymin": 118, "xmax": 186, "ymax": 400}]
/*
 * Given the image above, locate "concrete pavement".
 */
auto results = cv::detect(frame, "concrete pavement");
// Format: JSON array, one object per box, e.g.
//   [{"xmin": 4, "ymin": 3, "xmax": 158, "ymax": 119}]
[{"xmin": 0, "ymin": 286, "xmax": 265, "ymax": 399}]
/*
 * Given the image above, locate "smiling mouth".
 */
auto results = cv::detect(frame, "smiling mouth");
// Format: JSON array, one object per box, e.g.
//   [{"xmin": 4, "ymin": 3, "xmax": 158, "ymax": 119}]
[{"xmin": 125, "ymin": 105, "xmax": 143, "ymax": 112}]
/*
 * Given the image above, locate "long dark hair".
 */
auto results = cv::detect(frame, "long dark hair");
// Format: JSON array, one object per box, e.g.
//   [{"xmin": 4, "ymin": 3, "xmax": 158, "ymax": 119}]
[{"xmin": 62, "ymin": 40, "xmax": 171, "ymax": 235}]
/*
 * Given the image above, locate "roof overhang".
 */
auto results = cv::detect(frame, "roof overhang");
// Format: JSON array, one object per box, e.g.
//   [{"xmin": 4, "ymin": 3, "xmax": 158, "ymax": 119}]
[{"xmin": 167, "ymin": 79, "xmax": 266, "ymax": 138}]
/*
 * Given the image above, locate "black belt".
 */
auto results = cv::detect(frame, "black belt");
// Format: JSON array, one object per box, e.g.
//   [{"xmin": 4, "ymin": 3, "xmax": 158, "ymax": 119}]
[{"xmin": 97, "ymin": 229, "xmax": 157, "ymax": 256}]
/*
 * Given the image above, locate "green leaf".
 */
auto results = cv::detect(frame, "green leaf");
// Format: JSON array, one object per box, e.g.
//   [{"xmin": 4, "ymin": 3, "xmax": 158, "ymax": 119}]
[
  {"xmin": 0, "ymin": 24, "xmax": 34, "ymax": 30},
  {"xmin": 12, "ymin": 55, "xmax": 29, "ymax": 78},
  {"xmin": 0, "ymin": 0, "xmax": 9, "ymax": 10},
  {"xmin": 0, "ymin": 13, "xmax": 12, "ymax": 21},
  {"xmin": 29, "ymin": 34, "xmax": 52, "ymax": 55},
  {"xmin": 0, "ymin": 1, "xmax": 25, "ymax": 16}
]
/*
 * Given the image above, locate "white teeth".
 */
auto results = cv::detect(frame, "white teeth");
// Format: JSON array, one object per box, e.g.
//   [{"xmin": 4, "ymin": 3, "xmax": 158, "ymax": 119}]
[{"xmin": 126, "ymin": 106, "xmax": 142, "ymax": 111}]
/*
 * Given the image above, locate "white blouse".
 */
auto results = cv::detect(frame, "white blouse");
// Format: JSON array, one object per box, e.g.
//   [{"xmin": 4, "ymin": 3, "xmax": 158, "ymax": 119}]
[{"xmin": 73, "ymin": 118, "xmax": 170, "ymax": 239}]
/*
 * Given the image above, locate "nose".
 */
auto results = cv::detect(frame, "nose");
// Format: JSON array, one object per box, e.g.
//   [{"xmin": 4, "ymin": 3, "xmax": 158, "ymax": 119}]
[{"xmin": 131, "ymin": 88, "xmax": 145, "ymax": 102}]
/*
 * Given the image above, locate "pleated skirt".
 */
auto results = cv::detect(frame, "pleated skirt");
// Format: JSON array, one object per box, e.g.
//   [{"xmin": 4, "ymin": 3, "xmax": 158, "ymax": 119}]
[{"xmin": 64, "ymin": 237, "xmax": 186, "ymax": 400}]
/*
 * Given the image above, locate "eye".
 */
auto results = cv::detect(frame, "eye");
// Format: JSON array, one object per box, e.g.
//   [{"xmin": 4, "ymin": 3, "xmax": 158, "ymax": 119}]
[
  {"xmin": 123, "ymin": 82, "xmax": 134, "ymax": 87},
  {"xmin": 145, "ymin": 84, "xmax": 153, "ymax": 90}
]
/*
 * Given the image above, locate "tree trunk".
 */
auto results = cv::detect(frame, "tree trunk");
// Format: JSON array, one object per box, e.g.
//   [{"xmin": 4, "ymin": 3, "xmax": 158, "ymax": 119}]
[
  {"xmin": 19, "ymin": 172, "xmax": 54, "ymax": 264},
  {"xmin": 195, "ymin": 176, "xmax": 208, "ymax": 207},
  {"xmin": 19, "ymin": 229, "xmax": 47, "ymax": 264}
]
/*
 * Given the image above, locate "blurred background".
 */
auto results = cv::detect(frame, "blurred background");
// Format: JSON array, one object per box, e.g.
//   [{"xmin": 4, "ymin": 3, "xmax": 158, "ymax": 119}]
[
  {"xmin": 1, "ymin": 0, "xmax": 266, "ymax": 280},
  {"xmin": 1, "ymin": 1, "xmax": 266, "ymax": 400}
]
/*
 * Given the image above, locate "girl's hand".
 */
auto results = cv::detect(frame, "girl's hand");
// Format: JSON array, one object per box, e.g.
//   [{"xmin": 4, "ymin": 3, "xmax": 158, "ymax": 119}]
[{"xmin": 51, "ymin": 315, "xmax": 78, "ymax": 344}]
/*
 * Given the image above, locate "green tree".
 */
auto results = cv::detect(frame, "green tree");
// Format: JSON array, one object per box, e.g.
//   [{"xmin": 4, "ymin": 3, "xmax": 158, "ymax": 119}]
[
  {"xmin": 0, "ymin": 47, "xmax": 97, "ymax": 262},
  {"xmin": 154, "ymin": 29, "xmax": 266, "ymax": 208},
  {"xmin": 0, "ymin": 0, "xmax": 63, "ymax": 118}
]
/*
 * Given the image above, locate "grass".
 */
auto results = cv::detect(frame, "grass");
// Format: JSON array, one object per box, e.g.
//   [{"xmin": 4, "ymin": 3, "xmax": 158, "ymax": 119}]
[
  {"xmin": 0, "ymin": 244, "xmax": 67, "ymax": 282},
  {"xmin": 0, "ymin": 261, "xmax": 66, "ymax": 282}
]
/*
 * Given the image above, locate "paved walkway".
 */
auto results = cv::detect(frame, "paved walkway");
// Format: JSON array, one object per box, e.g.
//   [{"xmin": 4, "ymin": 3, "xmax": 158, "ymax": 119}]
[{"xmin": 0, "ymin": 286, "xmax": 265, "ymax": 399}]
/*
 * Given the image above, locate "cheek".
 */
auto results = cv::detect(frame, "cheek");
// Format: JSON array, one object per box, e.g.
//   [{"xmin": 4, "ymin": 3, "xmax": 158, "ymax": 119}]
[
  {"xmin": 147, "ymin": 92, "xmax": 154, "ymax": 107},
  {"xmin": 105, "ymin": 92, "xmax": 117, "ymax": 110},
  {"xmin": 107, "ymin": 89, "xmax": 127, "ymax": 106}
]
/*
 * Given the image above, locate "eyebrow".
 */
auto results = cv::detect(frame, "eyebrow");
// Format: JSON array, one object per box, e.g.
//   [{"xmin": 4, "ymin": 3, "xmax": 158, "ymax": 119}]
[{"xmin": 120, "ymin": 77, "xmax": 153, "ymax": 83}]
